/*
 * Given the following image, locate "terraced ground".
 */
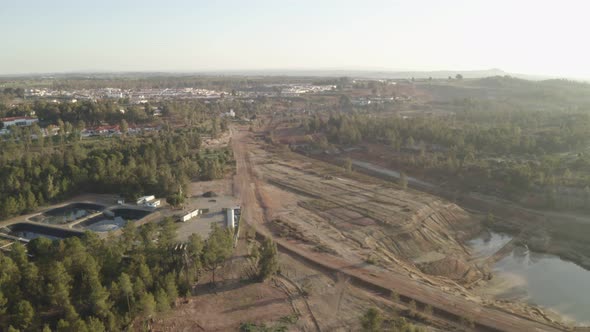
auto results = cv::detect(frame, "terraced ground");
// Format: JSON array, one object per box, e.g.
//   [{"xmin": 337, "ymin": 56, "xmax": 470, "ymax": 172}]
[
  {"xmin": 254, "ymin": 154, "xmax": 482, "ymax": 283},
  {"xmin": 232, "ymin": 125, "xmax": 567, "ymax": 331}
]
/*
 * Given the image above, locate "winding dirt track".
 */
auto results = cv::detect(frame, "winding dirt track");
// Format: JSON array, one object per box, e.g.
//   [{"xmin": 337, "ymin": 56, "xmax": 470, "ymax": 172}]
[{"xmin": 231, "ymin": 127, "xmax": 564, "ymax": 332}]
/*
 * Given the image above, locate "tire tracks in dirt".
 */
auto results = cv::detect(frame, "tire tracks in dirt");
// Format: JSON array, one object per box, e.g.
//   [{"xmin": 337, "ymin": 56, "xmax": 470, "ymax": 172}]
[{"xmin": 231, "ymin": 126, "xmax": 565, "ymax": 332}]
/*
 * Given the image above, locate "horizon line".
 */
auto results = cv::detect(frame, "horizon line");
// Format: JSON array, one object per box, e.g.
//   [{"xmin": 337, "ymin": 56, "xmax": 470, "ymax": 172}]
[{"xmin": 0, "ymin": 68, "xmax": 585, "ymax": 82}]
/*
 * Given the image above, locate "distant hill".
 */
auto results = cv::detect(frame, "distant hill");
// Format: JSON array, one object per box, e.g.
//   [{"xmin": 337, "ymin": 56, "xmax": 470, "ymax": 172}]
[
  {"xmin": 372, "ymin": 68, "xmax": 509, "ymax": 79},
  {"xmin": 0, "ymin": 68, "xmax": 579, "ymax": 82},
  {"xmin": 186, "ymin": 68, "xmax": 510, "ymax": 80},
  {"xmin": 468, "ymin": 75, "xmax": 590, "ymax": 90},
  {"xmin": 187, "ymin": 68, "xmax": 571, "ymax": 81},
  {"xmin": 426, "ymin": 75, "xmax": 590, "ymax": 105}
]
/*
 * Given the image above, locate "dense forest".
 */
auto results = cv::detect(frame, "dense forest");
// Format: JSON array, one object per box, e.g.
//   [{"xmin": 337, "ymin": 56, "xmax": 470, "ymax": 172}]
[
  {"xmin": 0, "ymin": 219, "xmax": 236, "ymax": 331},
  {"xmin": 304, "ymin": 105, "xmax": 590, "ymax": 208},
  {"xmin": 307, "ymin": 105, "xmax": 590, "ymax": 155},
  {"xmin": 0, "ymin": 126, "xmax": 232, "ymax": 219},
  {"xmin": 0, "ymin": 211, "xmax": 279, "ymax": 331}
]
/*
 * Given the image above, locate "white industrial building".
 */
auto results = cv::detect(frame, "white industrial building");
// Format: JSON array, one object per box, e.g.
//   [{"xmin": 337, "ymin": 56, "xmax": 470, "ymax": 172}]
[
  {"xmin": 225, "ymin": 206, "xmax": 241, "ymax": 229},
  {"xmin": 180, "ymin": 209, "xmax": 201, "ymax": 222},
  {"xmin": 136, "ymin": 195, "xmax": 156, "ymax": 205},
  {"xmin": 226, "ymin": 208, "xmax": 235, "ymax": 229}
]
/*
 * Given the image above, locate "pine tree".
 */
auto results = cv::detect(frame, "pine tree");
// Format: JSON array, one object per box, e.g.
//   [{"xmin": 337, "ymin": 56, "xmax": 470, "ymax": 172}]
[
  {"xmin": 44, "ymin": 174, "xmax": 59, "ymax": 200},
  {"xmin": 164, "ymin": 273, "xmax": 178, "ymax": 306},
  {"xmin": 46, "ymin": 262, "xmax": 73, "ymax": 313},
  {"xmin": 137, "ymin": 263, "xmax": 153, "ymax": 290},
  {"xmin": 85, "ymin": 317, "xmax": 105, "ymax": 332},
  {"xmin": 120, "ymin": 119, "xmax": 129, "ymax": 137},
  {"xmin": 138, "ymin": 292, "xmax": 156, "ymax": 317},
  {"xmin": 119, "ymin": 272, "xmax": 133, "ymax": 312},
  {"xmin": 25, "ymin": 190, "xmax": 38, "ymax": 212},
  {"xmin": 14, "ymin": 300, "xmax": 35, "ymax": 330},
  {"xmin": 4, "ymin": 196, "xmax": 19, "ymax": 217},
  {"xmin": 360, "ymin": 307, "xmax": 382, "ymax": 332},
  {"xmin": 202, "ymin": 223, "xmax": 234, "ymax": 284},
  {"xmin": 0, "ymin": 291, "xmax": 7, "ymax": 315},
  {"xmin": 257, "ymin": 238, "xmax": 279, "ymax": 281},
  {"xmin": 155, "ymin": 288, "xmax": 170, "ymax": 312},
  {"xmin": 158, "ymin": 218, "xmax": 178, "ymax": 250}
]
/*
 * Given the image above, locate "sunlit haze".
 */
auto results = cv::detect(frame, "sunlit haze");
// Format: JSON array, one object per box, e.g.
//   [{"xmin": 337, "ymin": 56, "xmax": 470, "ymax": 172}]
[{"xmin": 2, "ymin": 0, "xmax": 589, "ymax": 78}]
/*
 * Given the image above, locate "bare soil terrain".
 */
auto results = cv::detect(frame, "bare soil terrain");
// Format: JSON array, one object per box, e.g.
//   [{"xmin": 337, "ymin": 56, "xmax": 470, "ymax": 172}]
[
  {"xmin": 147, "ymin": 281, "xmax": 293, "ymax": 332},
  {"xmin": 253, "ymin": 150, "xmax": 482, "ymax": 283},
  {"xmin": 232, "ymin": 125, "xmax": 568, "ymax": 331},
  {"xmin": 321, "ymin": 141, "xmax": 590, "ymax": 274}
]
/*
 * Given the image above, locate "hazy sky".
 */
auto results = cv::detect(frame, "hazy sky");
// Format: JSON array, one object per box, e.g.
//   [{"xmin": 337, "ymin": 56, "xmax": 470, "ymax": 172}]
[{"xmin": 1, "ymin": 0, "xmax": 588, "ymax": 77}]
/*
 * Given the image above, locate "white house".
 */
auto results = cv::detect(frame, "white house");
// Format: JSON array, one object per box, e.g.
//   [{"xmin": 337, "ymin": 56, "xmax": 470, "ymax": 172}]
[{"xmin": 1, "ymin": 117, "xmax": 39, "ymax": 128}]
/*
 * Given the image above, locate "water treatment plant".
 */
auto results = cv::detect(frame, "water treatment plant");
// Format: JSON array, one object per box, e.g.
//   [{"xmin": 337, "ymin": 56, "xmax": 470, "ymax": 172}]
[
  {"xmin": 75, "ymin": 208, "xmax": 153, "ymax": 232},
  {"xmin": 0, "ymin": 197, "xmax": 158, "ymax": 246},
  {"xmin": 0, "ymin": 192, "xmax": 239, "ymax": 249}
]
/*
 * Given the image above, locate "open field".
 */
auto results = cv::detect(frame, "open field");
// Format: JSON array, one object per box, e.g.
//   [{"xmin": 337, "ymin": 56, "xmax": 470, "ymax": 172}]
[{"xmin": 147, "ymin": 281, "xmax": 294, "ymax": 332}]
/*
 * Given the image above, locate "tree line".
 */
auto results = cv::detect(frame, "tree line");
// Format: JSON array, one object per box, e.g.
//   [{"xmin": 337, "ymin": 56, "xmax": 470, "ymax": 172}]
[
  {"xmin": 304, "ymin": 112, "xmax": 590, "ymax": 208},
  {"xmin": 306, "ymin": 108, "xmax": 590, "ymax": 156},
  {"xmin": 0, "ymin": 127, "xmax": 231, "ymax": 219},
  {"xmin": 1, "ymin": 98, "xmax": 241, "ymax": 129}
]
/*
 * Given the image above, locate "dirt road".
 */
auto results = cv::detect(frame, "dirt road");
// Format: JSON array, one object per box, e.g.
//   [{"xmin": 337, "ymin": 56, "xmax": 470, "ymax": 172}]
[{"xmin": 231, "ymin": 126, "xmax": 565, "ymax": 332}]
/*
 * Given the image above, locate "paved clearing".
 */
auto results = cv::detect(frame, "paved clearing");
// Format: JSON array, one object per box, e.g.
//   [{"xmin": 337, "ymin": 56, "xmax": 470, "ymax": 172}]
[{"xmin": 175, "ymin": 195, "xmax": 237, "ymax": 242}]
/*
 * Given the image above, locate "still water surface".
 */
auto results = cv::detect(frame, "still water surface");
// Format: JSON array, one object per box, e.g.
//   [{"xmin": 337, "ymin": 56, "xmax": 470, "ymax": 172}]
[{"xmin": 468, "ymin": 232, "xmax": 590, "ymax": 325}]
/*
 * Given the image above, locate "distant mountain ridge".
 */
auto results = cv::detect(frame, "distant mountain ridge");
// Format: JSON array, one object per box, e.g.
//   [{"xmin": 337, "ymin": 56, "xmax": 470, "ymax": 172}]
[
  {"xmin": 189, "ymin": 68, "xmax": 512, "ymax": 80},
  {"xmin": 0, "ymin": 68, "xmax": 573, "ymax": 81}
]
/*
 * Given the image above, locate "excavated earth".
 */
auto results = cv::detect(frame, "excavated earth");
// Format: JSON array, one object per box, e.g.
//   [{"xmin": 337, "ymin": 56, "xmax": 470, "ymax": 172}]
[
  {"xmin": 253, "ymin": 150, "xmax": 483, "ymax": 284},
  {"xmin": 229, "ymin": 127, "xmax": 569, "ymax": 330}
]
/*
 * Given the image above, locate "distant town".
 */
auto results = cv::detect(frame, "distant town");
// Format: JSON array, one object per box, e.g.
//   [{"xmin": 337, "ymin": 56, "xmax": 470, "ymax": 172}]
[{"xmin": 0, "ymin": 80, "xmax": 411, "ymax": 138}]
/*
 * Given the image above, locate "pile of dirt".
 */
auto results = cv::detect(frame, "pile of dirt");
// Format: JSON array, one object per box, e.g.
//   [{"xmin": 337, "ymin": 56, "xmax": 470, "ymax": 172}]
[
  {"xmin": 417, "ymin": 256, "xmax": 481, "ymax": 283},
  {"xmin": 376, "ymin": 202, "xmax": 477, "ymax": 260}
]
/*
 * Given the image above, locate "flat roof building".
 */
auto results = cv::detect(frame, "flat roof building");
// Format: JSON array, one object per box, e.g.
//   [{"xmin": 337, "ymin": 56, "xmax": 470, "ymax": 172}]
[
  {"xmin": 1, "ymin": 117, "xmax": 38, "ymax": 128},
  {"xmin": 137, "ymin": 195, "xmax": 155, "ymax": 205}
]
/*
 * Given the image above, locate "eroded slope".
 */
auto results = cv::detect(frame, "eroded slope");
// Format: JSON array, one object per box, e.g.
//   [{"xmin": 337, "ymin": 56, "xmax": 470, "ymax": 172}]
[{"xmin": 253, "ymin": 153, "xmax": 481, "ymax": 282}]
